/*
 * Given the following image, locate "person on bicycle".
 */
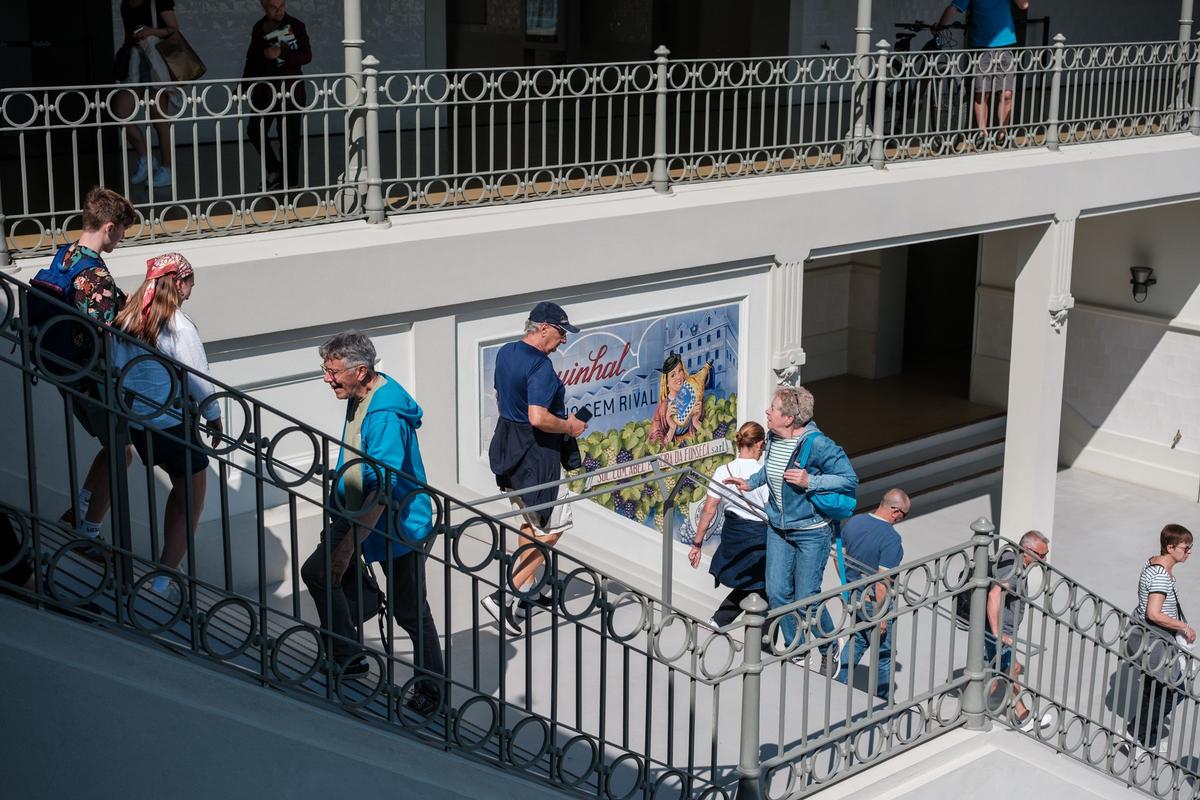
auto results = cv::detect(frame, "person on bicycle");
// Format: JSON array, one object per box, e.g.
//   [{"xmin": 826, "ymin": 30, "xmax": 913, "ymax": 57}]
[{"xmin": 934, "ymin": 0, "xmax": 1030, "ymax": 146}]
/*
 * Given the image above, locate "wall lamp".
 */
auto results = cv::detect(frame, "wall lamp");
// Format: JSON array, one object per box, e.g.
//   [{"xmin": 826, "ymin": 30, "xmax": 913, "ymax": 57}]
[{"xmin": 1130, "ymin": 266, "xmax": 1156, "ymax": 303}]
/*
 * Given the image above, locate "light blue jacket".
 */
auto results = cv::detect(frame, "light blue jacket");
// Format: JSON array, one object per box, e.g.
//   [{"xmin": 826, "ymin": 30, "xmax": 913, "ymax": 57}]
[
  {"xmin": 334, "ymin": 374, "xmax": 433, "ymax": 563},
  {"xmin": 745, "ymin": 421, "xmax": 858, "ymax": 531}
]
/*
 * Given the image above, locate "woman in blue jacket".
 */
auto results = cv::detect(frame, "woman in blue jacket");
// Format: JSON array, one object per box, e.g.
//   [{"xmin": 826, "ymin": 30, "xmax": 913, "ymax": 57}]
[{"xmin": 725, "ymin": 386, "xmax": 857, "ymax": 674}]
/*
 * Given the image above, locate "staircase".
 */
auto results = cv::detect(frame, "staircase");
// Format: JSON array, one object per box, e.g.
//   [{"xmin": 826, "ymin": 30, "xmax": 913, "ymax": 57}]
[
  {"xmin": 2, "ymin": 269, "xmax": 1197, "ymax": 800},
  {"xmin": 853, "ymin": 415, "xmax": 1006, "ymax": 510}
]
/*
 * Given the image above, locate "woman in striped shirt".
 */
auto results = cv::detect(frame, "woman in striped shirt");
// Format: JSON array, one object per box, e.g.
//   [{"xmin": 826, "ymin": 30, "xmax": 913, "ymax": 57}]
[{"xmin": 1124, "ymin": 523, "xmax": 1193, "ymax": 753}]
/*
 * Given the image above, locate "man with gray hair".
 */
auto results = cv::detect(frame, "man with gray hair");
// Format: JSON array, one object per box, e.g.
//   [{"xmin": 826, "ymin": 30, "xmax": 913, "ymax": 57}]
[
  {"xmin": 986, "ymin": 529, "xmax": 1049, "ymax": 731},
  {"xmin": 484, "ymin": 301, "xmax": 588, "ymax": 636},
  {"xmin": 725, "ymin": 385, "xmax": 857, "ymax": 674},
  {"xmin": 301, "ymin": 330, "xmax": 444, "ymax": 716}
]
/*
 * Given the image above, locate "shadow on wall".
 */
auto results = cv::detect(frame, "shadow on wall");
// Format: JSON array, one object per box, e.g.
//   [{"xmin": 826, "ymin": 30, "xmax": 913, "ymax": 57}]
[{"xmin": 1060, "ymin": 204, "xmax": 1200, "ymax": 496}]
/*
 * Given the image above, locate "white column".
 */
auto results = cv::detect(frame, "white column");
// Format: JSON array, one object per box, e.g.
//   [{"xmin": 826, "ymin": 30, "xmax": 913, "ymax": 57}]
[
  {"xmin": 409, "ymin": 316, "xmax": 458, "ymax": 486},
  {"xmin": 998, "ymin": 218, "xmax": 1076, "ymax": 541},
  {"xmin": 770, "ymin": 257, "xmax": 807, "ymax": 391}
]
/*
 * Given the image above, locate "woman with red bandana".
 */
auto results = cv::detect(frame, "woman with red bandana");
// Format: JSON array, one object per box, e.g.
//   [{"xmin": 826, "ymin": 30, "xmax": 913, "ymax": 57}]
[{"xmin": 112, "ymin": 253, "xmax": 222, "ymax": 601}]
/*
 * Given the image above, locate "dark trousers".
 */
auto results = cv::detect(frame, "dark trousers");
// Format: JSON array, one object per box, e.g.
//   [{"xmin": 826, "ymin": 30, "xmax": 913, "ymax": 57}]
[
  {"xmin": 246, "ymin": 83, "xmax": 305, "ymax": 186},
  {"xmin": 1127, "ymin": 673, "xmax": 1182, "ymax": 748},
  {"xmin": 301, "ymin": 536, "xmax": 445, "ymax": 687},
  {"xmin": 712, "ymin": 589, "xmax": 756, "ymax": 627}
]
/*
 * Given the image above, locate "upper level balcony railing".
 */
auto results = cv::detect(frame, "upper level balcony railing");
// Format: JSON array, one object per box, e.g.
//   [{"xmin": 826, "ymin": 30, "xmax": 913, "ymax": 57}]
[{"xmin": 3, "ymin": 37, "xmax": 1199, "ymax": 263}]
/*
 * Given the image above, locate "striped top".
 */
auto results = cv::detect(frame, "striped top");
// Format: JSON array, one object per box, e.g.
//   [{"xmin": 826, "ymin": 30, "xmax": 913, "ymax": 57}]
[
  {"xmin": 1135, "ymin": 561, "xmax": 1181, "ymax": 622},
  {"xmin": 764, "ymin": 435, "xmax": 802, "ymax": 510}
]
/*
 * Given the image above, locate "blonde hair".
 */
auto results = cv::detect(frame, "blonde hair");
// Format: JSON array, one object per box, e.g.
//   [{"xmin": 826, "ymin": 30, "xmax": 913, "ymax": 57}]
[{"xmin": 113, "ymin": 275, "xmax": 184, "ymax": 346}]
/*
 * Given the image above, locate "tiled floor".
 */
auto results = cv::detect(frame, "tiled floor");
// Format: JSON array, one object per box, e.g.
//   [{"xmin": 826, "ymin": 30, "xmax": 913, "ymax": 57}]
[{"xmin": 806, "ymin": 373, "xmax": 1004, "ymax": 456}]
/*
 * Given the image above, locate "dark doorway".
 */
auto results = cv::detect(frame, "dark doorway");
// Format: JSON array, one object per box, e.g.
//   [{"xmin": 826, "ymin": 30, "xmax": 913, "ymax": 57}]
[{"xmin": 901, "ymin": 235, "xmax": 979, "ymax": 397}]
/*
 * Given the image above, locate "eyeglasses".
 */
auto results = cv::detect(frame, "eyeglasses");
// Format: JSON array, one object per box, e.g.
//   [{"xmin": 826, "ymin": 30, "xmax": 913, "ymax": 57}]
[
  {"xmin": 545, "ymin": 323, "xmax": 568, "ymax": 337},
  {"xmin": 320, "ymin": 363, "xmax": 360, "ymax": 378},
  {"xmin": 890, "ymin": 506, "xmax": 908, "ymax": 519},
  {"xmin": 1026, "ymin": 547, "xmax": 1049, "ymax": 560}
]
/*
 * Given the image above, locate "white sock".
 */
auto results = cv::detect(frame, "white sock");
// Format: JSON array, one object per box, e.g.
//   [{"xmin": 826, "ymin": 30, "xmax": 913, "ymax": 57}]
[
  {"xmin": 80, "ymin": 520, "xmax": 102, "ymax": 540},
  {"xmin": 77, "ymin": 489, "xmax": 92, "ymax": 518},
  {"xmin": 151, "ymin": 575, "xmax": 171, "ymax": 594}
]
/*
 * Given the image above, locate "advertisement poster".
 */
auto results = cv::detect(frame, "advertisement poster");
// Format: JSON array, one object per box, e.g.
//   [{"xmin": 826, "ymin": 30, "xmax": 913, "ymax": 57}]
[{"xmin": 481, "ymin": 304, "xmax": 741, "ymax": 543}]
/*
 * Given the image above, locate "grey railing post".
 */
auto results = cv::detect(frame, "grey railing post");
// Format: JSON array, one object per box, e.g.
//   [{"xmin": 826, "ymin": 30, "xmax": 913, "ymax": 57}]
[
  {"xmin": 1047, "ymin": 34, "xmax": 1066, "ymax": 152},
  {"xmin": 963, "ymin": 516, "xmax": 996, "ymax": 731},
  {"xmin": 1182, "ymin": 0, "xmax": 1195, "ymax": 41},
  {"xmin": 735, "ymin": 593, "xmax": 769, "ymax": 800},
  {"xmin": 851, "ymin": 0, "xmax": 874, "ymax": 144},
  {"xmin": 1192, "ymin": 35, "xmax": 1200, "ymax": 134},
  {"xmin": 343, "ymin": 0, "xmax": 367, "ymax": 201},
  {"xmin": 652, "ymin": 45, "xmax": 672, "ymax": 195},
  {"xmin": 870, "ymin": 40, "xmax": 891, "ymax": 170},
  {"xmin": 0, "ymin": 211, "xmax": 10, "ymax": 267},
  {"xmin": 362, "ymin": 56, "xmax": 390, "ymax": 227}
]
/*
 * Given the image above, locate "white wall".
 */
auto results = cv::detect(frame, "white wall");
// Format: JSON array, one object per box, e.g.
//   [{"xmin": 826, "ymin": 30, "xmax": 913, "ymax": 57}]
[
  {"xmin": 802, "ymin": 251, "xmax": 906, "ymax": 382},
  {"xmin": 1059, "ymin": 203, "xmax": 1200, "ymax": 500}
]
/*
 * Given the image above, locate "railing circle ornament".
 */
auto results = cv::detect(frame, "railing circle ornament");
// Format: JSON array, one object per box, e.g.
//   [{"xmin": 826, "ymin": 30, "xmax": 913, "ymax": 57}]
[
  {"xmin": 334, "ymin": 649, "xmax": 386, "ymax": 709},
  {"xmin": 651, "ymin": 612, "xmax": 695, "ymax": 663},
  {"xmin": 264, "ymin": 425, "xmax": 321, "ymax": 487},
  {"xmin": 603, "ymin": 751, "xmax": 645, "ymax": 800},
  {"xmin": 31, "ymin": 314, "xmax": 101, "ymax": 384},
  {"xmin": 505, "ymin": 715, "xmax": 551, "ymax": 769},
  {"xmin": 555, "ymin": 734, "xmax": 599, "ymax": 788},
  {"xmin": 128, "ymin": 570, "xmax": 188, "ymax": 634},
  {"xmin": 115, "ymin": 351, "xmax": 181, "ymax": 422},
  {"xmin": 44, "ymin": 538, "xmax": 111, "ymax": 606},
  {"xmin": 199, "ymin": 596, "xmax": 258, "ymax": 660},
  {"xmin": 269, "ymin": 623, "xmax": 325, "ymax": 686}
]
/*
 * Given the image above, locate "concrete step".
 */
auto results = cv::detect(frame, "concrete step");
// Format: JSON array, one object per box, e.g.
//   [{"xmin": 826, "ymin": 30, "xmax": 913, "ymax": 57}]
[
  {"xmin": 857, "ymin": 441, "xmax": 1005, "ymax": 507},
  {"xmin": 851, "ymin": 414, "xmax": 1007, "ymax": 480}
]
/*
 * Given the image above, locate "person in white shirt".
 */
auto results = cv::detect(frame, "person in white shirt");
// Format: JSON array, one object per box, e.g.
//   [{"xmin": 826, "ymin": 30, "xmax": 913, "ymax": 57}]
[
  {"xmin": 688, "ymin": 422, "xmax": 770, "ymax": 628},
  {"xmin": 112, "ymin": 252, "xmax": 221, "ymax": 600}
]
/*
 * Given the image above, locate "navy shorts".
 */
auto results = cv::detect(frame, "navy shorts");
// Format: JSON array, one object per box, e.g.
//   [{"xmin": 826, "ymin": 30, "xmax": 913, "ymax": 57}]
[
  {"xmin": 131, "ymin": 423, "xmax": 209, "ymax": 479},
  {"xmin": 984, "ymin": 632, "xmax": 1015, "ymax": 674}
]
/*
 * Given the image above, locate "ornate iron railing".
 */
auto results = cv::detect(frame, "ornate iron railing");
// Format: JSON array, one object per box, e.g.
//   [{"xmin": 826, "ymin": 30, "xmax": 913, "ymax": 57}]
[
  {"xmin": 4, "ymin": 36, "xmax": 1200, "ymax": 262},
  {"xmin": 1, "ymin": 269, "xmax": 1198, "ymax": 798}
]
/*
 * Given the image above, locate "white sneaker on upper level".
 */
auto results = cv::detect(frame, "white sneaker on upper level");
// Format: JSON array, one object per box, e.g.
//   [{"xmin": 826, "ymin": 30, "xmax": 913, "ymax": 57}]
[
  {"xmin": 150, "ymin": 164, "xmax": 172, "ymax": 188},
  {"xmin": 130, "ymin": 157, "xmax": 150, "ymax": 185}
]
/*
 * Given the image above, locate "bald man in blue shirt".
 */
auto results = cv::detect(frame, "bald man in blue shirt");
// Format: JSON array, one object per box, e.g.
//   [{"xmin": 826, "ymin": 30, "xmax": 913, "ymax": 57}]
[{"xmin": 935, "ymin": 0, "xmax": 1031, "ymax": 144}]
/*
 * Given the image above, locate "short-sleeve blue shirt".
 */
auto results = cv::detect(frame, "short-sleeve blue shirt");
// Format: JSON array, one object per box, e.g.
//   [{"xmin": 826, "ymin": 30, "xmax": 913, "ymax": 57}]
[
  {"xmin": 494, "ymin": 340, "xmax": 566, "ymax": 423},
  {"xmin": 953, "ymin": 0, "xmax": 1018, "ymax": 48},
  {"xmin": 841, "ymin": 513, "xmax": 904, "ymax": 583}
]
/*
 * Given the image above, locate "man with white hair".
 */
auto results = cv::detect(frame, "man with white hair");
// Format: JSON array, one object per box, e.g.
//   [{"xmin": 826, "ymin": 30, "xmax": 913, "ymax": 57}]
[{"xmin": 301, "ymin": 330, "xmax": 444, "ymax": 717}]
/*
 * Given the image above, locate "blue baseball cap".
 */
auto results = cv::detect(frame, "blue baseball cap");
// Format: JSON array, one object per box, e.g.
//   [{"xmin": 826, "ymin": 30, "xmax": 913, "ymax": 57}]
[{"xmin": 529, "ymin": 301, "xmax": 580, "ymax": 333}]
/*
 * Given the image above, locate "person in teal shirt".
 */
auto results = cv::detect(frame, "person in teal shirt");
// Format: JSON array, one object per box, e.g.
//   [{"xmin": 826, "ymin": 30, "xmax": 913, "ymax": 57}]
[{"xmin": 935, "ymin": 0, "xmax": 1031, "ymax": 144}]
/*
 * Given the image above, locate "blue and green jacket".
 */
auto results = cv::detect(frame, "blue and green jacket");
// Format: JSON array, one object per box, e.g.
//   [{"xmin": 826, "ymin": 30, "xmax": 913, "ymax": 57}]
[
  {"xmin": 745, "ymin": 421, "xmax": 857, "ymax": 531},
  {"xmin": 334, "ymin": 374, "xmax": 433, "ymax": 563}
]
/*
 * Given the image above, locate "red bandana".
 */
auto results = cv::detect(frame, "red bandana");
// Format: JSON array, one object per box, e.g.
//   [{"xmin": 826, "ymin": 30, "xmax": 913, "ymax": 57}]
[{"xmin": 140, "ymin": 252, "xmax": 194, "ymax": 318}]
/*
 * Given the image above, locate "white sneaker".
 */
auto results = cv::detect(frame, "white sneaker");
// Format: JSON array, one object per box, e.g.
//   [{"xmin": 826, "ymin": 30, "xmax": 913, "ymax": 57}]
[
  {"xmin": 150, "ymin": 579, "xmax": 182, "ymax": 605},
  {"xmin": 131, "ymin": 156, "xmax": 150, "ymax": 184},
  {"xmin": 150, "ymin": 164, "xmax": 172, "ymax": 188},
  {"xmin": 481, "ymin": 593, "xmax": 523, "ymax": 637}
]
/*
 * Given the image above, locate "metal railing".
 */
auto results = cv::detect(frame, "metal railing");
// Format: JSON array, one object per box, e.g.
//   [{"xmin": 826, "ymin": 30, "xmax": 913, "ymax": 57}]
[
  {"xmin": 980, "ymin": 538, "xmax": 1200, "ymax": 796},
  {"xmin": 4, "ymin": 37, "xmax": 1200, "ymax": 262},
  {"xmin": 1, "ymin": 269, "xmax": 1198, "ymax": 798}
]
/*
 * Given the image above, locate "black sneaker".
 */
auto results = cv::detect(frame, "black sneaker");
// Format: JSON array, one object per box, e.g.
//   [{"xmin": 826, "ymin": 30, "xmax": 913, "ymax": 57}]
[
  {"xmin": 403, "ymin": 689, "xmax": 442, "ymax": 717},
  {"xmin": 481, "ymin": 592, "xmax": 523, "ymax": 636},
  {"xmin": 517, "ymin": 591, "xmax": 554, "ymax": 619},
  {"xmin": 341, "ymin": 655, "xmax": 371, "ymax": 679}
]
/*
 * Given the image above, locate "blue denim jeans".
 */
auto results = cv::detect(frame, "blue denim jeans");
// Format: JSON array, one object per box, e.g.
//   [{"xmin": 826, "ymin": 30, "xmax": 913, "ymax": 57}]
[
  {"xmin": 765, "ymin": 522, "xmax": 834, "ymax": 650},
  {"xmin": 835, "ymin": 596, "xmax": 893, "ymax": 700}
]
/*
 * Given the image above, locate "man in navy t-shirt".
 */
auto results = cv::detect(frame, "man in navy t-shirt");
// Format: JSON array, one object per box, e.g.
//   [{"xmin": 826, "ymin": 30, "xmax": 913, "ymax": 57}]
[
  {"xmin": 484, "ymin": 301, "xmax": 588, "ymax": 635},
  {"xmin": 835, "ymin": 488, "xmax": 910, "ymax": 699}
]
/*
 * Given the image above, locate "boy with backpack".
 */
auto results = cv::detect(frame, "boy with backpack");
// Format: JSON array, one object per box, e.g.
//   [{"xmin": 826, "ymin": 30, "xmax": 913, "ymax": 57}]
[{"xmin": 28, "ymin": 187, "xmax": 137, "ymax": 548}]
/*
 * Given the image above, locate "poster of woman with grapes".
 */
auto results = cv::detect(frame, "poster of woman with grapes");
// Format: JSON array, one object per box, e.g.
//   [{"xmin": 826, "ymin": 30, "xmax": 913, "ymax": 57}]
[{"xmin": 480, "ymin": 304, "xmax": 741, "ymax": 545}]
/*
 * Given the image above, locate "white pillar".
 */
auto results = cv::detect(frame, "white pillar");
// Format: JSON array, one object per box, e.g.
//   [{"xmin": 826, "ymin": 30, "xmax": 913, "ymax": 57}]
[
  {"xmin": 770, "ymin": 256, "xmax": 807, "ymax": 391},
  {"xmin": 1181, "ymin": 0, "xmax": 1195, "ymax": 41},
  {"xmin": 998, "ymin": 218, "xmax": 1076, "ymax": 541}
]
